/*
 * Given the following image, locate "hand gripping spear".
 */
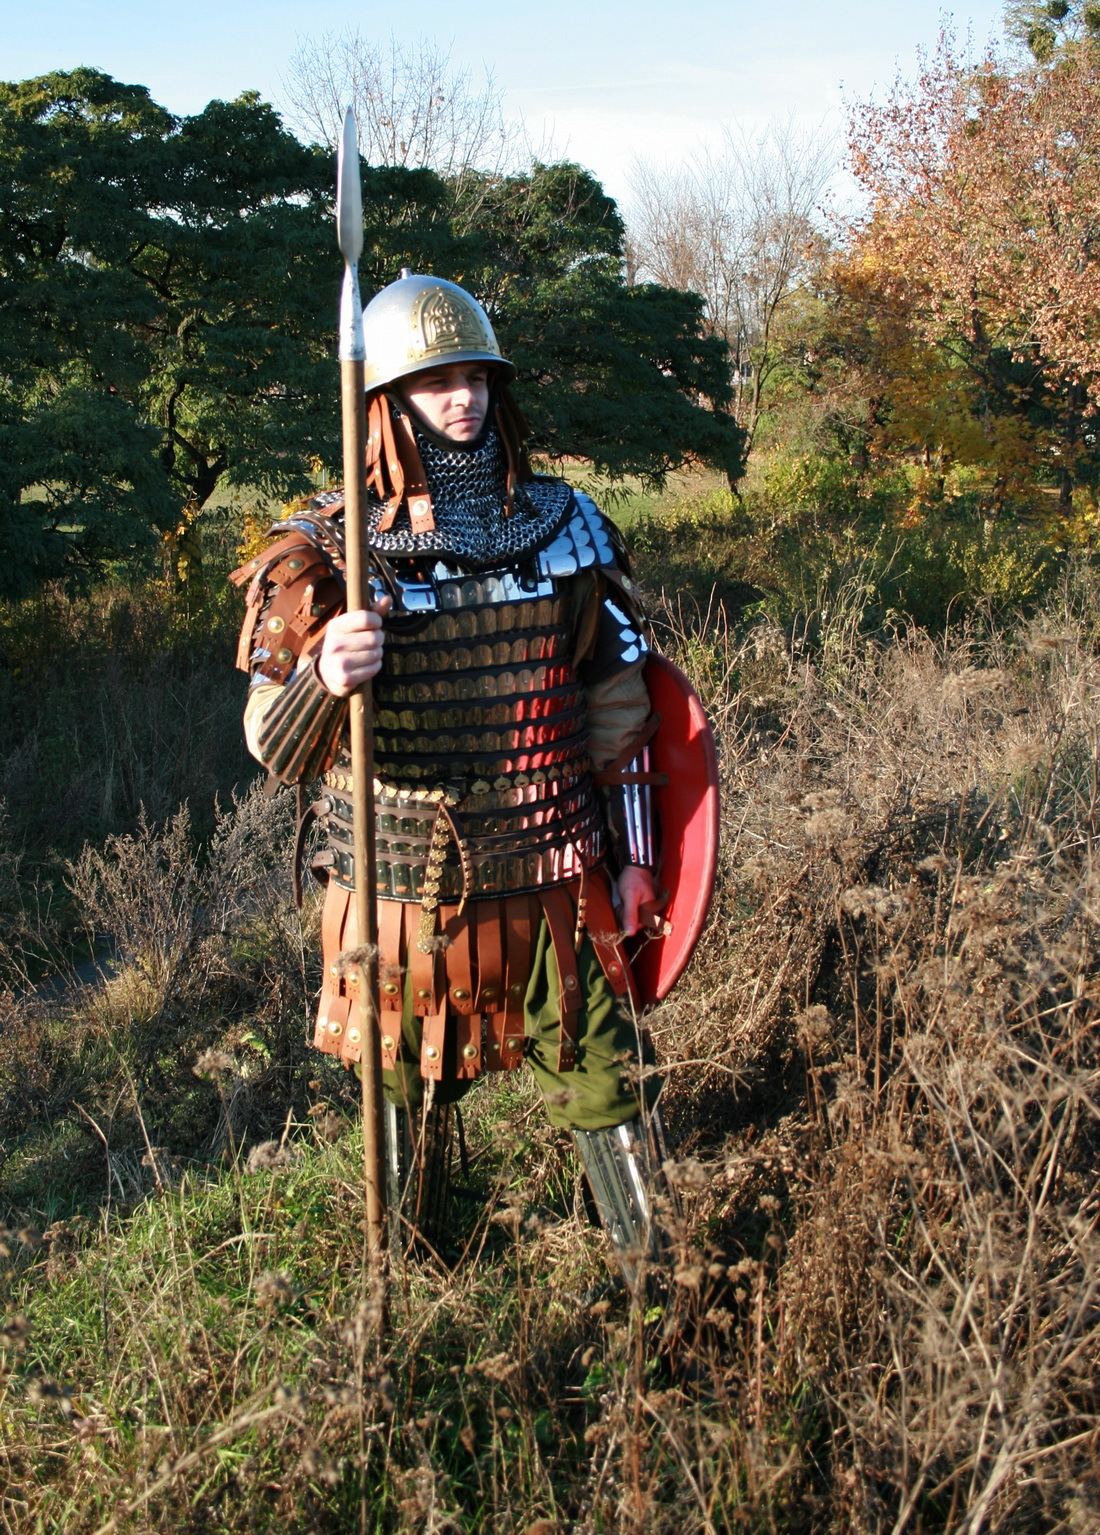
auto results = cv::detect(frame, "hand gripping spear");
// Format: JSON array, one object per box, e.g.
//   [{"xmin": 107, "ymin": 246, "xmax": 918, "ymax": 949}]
[{"xmin": 336, "ymin": 107, "xmax": 387, "ymax": 1282}]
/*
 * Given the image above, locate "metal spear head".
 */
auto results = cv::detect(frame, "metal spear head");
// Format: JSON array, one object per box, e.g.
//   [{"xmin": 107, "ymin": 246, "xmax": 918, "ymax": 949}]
[
  {"xmin": 336, "ymin": 106, "xmax": 363, "ymax": 264},
  {"xmin": 336, "ymin": 106, "xmax": 365, "ymax": 362}
]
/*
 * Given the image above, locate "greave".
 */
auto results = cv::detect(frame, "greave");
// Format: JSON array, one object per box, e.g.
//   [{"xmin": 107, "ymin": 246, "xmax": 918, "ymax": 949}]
[
  {"xmin": 384, "ymin": 1100, "xmax": 456, "ymax": 1260},
  {"xmin": 573, "ymin": 1110, "xmax": 675, "ymax": 1295}
]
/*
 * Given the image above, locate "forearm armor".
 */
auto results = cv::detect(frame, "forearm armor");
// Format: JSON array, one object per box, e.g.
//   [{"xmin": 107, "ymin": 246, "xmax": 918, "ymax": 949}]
[
  {"xmin": 595, "ymin": 721, "xmax": 665, "ymax": 870},
  {"xmin": 254, "ymin": 657, "xmax": 347, "ymax": 785}
]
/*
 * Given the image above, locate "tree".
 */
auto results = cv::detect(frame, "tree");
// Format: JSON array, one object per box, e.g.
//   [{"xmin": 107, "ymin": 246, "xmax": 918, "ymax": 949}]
[
  {"xmin": 464, "ymin": 162, "xmax": 745, "ymax": 485},
  {"xmin": 0, "ymin": 70, "xmax": 743, "ymax": 597},
  {"xmin": 0, "ymin": 70, "xmax": 180, "ymax": 593},
  {"xmin": 845, "ymin": 30, "xmax": 1100, "ymax": 507},
  {"xmin": 1006, "ymin": 0, "xmax": 1100, "ymax": 59},
  {"xmin": 281, "ymin": 32, "xmax": 513, "ymax": 176},
  {"xmin": 0, "ymin": 70, "xmax": 453, "ymax": 593},
  {"xmin": 628, "ymin": 120, "xmax": 835, "ymax": 459}
]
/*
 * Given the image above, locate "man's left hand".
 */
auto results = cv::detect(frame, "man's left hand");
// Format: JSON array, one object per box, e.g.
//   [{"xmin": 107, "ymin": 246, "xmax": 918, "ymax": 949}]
[{"xmin": 616, "ymin": 865, "xmax": 660, "ymax": 938}]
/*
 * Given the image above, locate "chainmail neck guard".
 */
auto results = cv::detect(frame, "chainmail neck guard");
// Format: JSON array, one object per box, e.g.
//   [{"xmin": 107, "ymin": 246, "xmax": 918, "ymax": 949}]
[{"xmin": 364, "ymin": 422, "xmax": 573, "ymax": 568}]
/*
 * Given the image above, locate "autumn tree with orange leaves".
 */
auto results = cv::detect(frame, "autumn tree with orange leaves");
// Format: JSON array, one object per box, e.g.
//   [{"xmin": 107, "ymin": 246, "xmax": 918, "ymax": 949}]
[{"xmin": 839, "ymin": 28, "xmax": 1100, "ymax": 510}]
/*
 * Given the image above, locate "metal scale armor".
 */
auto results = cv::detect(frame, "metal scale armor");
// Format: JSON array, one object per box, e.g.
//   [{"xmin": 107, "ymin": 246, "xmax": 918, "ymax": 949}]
[{"xmin": 234, "ymin": 481, "xmax": 650, "ymax": 1084}]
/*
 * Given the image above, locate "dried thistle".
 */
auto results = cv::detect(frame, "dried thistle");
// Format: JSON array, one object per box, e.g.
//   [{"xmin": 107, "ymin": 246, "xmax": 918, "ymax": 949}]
[
  {"xmin": 193, "ymin": 1048, "xmax": 235, "ymax": 1079},
  {"xmin": 245, "ymin": 1140, "xmax": 298, "ymax": 1174},
  {"xmin": 254, "ymin": 1270, "xmax": 293, "ymax": 1307}
]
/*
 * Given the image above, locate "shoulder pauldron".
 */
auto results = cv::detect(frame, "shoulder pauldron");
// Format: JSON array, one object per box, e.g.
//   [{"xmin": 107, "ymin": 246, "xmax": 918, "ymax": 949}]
[{"xmin": 229, "ymin": 515, "xmax": 347, "ymax": 684}]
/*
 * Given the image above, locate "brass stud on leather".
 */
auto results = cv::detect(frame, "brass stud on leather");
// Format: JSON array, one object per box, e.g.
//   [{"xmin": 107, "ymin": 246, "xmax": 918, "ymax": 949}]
[
  {"xmin": 425, "ymin": 1045, "xmax": 440, "ymax": 1060},
  {"xmin": 452, "ymin": 987, "xmax": 470, "ymax": 1002},
  {"xmin": 416, "ymin": 988, "xmax": 432, "ymax": 1001},
  {"xmin": 462, "ymin": 1044, "xmax": 478, "ymax": 1059},
  {"xmin": 330, "ymin": 963, "xmax": 339, "ymax": 978},
  {"xmin": 327, "ymin": 1020, "xmax": 343, "ymax": 1036},
  {"xmin": 347, "ymin": 1027, "xmax": 361, "ymax": 1043},
  {"xmin": 480, "ymin": 985, "xmax": 497, "ymax": 1003},
  {"xmin": 382, "ymin": 981, "xmax": 400, "ymax": 996},
  {"xmin": 381, "ymin": 1034, "xmax": 395, "ymax": 1051},
  {"xmin": 508, "ymin": 982, "xmax": 525, "ymax": 999},
  {"xmin": 505, "ymin": 1037, "xmax": 523, "ymax": 1051},
  {"xmin": 287, "ymin": 557, "xmax": 304, "ymax": 571},
  {"xmin": 268, "ymin": 615, "xmax": 286, "ymax": 633},
  {"xmin": 276, "ymin": 647, "xmax": 293, "ymax": 664}
]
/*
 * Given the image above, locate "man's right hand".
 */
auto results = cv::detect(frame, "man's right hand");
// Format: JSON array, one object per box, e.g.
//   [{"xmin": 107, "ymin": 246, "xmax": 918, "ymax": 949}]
[{"xmin": 316, "ymin": 599, "xmax": 391, "ymax": 697}]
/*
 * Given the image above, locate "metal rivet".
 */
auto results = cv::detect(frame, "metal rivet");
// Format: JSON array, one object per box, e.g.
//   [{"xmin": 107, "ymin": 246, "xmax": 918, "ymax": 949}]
[
  {"xmin": 452, "ymin": 988, "xmax": 470, "ymax": 1002},
  {"xmin": 347, "ymin": 1027, "xmax": 361, "ymax": 1043},
  {"xmin": 381, "ymin": 1034, "xmax": 395, "ymax": 1052},
  {"xmin": 330, "ymin": 963, "xmax": 339, "ymax": 978},
  {"xmin": 267, "ymin": 615, "xmax": 286, "ymax": 633},
  {"xmin": 608, "ymin": 963, "xmax": 621, "ymax": 976},
  {"xmin": 415, "ymin": 988, "xmax": 432, "ymax": 1001},
  {"xmin": 425, "ymin": 1045, "xmax": 440, "ymax": 1060},
  {"xmin": 286, "ymin": 557, "xmax": 304, "ymax": 571},
  {"xmin": 327, "ymin": 1020, "xmax": 343, "ymax": 1036},
  {"xmin": 276, "ymin": 647, "xmax": 293, "ymax": 664},
  {"xmin": 382, "ymin": 981, "xmax": 400, "ymax": 996},
  {"xmin": 564, "ymin": 976, "xmax": 578, "ymax": 990},
  {"xmin": 462, "ymin": 1044, "xmax": 478, "ymax": 1059},
  {"xmin": 480, "ymin": 985, "xmax": 497, "ymax": 1002},
  {"xmin": 505, "ymin": 1038, "xmax": 523, "ymax": 1051},
  {"xmin": 508, "ymin": 983, "xmax": 524, "ymax": 999}
]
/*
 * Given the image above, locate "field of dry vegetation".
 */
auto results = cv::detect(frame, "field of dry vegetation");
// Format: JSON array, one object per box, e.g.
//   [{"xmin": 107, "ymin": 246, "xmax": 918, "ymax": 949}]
[{"xmin": 1, "ymin": 534, "xmax": 1100, "ymax": 1532}]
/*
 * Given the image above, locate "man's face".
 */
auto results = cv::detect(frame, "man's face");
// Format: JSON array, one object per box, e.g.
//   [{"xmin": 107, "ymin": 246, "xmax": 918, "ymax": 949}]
[{"xmin": 398, "ymin": 361, "xmax": 492, "ymax": 443}]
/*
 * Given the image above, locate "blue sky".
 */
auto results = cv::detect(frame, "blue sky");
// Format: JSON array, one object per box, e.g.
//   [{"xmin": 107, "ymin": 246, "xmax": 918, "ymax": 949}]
[{"xmin": 6, "ymin": 0, "xmax": 1010, "ymax": 202}]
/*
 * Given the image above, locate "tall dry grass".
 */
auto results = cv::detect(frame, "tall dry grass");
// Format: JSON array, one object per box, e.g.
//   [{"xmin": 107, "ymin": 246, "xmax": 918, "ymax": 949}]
[{"xmin": 1, "ymin": 569, "xmax": 1100, "ymax": 1530}]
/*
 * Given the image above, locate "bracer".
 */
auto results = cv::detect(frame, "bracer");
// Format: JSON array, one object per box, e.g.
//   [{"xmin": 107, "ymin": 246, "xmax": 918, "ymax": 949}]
[
  {"xmin": 254, "ymin": 658, "xmax": 347, "ymax": 785},
  {"xmin": 594, "ymin": 716, "xmax": 666, "ymax": 870}
]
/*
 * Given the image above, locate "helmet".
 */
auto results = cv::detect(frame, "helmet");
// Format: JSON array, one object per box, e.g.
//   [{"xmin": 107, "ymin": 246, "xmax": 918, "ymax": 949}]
[{"xmin": 362, "ymin": 270, "xmax": 513, "ymax": 392}]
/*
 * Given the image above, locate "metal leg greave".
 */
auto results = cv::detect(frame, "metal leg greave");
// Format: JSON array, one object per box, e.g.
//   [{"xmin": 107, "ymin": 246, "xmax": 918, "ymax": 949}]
[
  {"xmin": 573, "ymin": 1109, "xmax": 676, "ymax": 1296},
  {"xmin": 384, "ymin": 1099, "xmax": 456, "ymax": 1260}
]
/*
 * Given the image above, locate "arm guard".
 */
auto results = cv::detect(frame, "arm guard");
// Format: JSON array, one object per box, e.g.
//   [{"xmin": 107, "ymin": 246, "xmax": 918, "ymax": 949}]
[
  {"xmin": 594, "ymin": 716, "xmax": 666, "ymax": 871},
  {"xmin": 254, "ymin": 656, "xmax": 346, "ymax": 785}
]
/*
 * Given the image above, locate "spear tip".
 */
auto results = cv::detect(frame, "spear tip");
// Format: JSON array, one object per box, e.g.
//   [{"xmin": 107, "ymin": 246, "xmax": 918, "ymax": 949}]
[{"xmin": 336, "ymin": 104, "xmax": 364, "ymax": 265}]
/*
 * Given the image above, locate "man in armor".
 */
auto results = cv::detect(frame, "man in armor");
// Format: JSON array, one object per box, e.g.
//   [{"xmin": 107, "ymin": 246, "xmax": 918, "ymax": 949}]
[{"xmin": 232, "ymin": 271, "xmax": 671, "ymax": 1287}]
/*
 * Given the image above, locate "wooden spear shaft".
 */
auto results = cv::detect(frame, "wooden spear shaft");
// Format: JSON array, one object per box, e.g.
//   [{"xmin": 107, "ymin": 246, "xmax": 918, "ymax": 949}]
[{"xmin": 336, "ymin": 107, "xmax": 386, "ymax": 1275}]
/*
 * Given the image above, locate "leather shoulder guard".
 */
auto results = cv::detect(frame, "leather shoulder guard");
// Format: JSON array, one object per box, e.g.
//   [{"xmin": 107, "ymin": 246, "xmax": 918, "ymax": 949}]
[{"xmin": 229, "ymin": 514, "xmax": 347, "ymax": 684}]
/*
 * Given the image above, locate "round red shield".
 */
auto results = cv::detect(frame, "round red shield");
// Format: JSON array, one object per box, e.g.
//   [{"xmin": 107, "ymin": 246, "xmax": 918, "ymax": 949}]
[{"xmin": 628, "ymin": 653, "xmax": 720, "ymax": 1005}]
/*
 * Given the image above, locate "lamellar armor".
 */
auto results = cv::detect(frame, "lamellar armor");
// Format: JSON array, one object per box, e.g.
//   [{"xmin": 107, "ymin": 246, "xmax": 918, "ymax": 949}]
[{"xmin": 232, "ymin": 430, "xmax": 659, "ymax": 1084}]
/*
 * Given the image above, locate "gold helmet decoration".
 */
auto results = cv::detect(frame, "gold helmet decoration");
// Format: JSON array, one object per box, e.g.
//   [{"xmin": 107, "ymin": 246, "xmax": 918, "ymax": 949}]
[{"xmin": 362, "ymin": 269, "xmax": 513, "ymax": 392}]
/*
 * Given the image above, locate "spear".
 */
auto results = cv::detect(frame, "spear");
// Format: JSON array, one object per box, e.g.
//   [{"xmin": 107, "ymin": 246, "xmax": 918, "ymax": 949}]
[{"xmin": 336, "ymin": 107, "xmax": 387, "ymax": 1282}]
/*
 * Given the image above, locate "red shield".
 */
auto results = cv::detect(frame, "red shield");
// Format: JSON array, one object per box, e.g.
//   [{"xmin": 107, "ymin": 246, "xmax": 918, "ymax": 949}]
[{"xmin": 628, "ymin": 653, "xmax": 720, "ymax": 1005}]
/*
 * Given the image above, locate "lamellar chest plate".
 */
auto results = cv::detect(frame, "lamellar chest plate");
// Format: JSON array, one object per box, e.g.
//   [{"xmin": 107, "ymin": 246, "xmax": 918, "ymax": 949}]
[{"xmin": 323, "ymin": 552, "xmax": 604, "ymax": 901}]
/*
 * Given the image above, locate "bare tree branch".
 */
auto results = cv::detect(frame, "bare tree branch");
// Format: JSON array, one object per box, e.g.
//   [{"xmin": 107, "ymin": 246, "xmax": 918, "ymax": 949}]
[
  {"xmin": 280, "ymin": 31, "xmax": 516, "ymax": 179},
  {"xmin": 629, "ymin": 118, "xmax": 835, "ymax": 455}
]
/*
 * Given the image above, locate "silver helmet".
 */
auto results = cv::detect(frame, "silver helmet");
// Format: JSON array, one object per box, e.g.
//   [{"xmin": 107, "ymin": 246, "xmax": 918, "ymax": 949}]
[{"xmin": 362, "ymin": 270, "xmax": 513, "ymax": 392}]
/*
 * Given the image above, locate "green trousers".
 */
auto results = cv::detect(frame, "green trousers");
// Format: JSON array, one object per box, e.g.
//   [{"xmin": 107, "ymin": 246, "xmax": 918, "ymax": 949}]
[{"xmin": 376, "ymin": 918, "xmax": 658, "ymax": 1132}]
